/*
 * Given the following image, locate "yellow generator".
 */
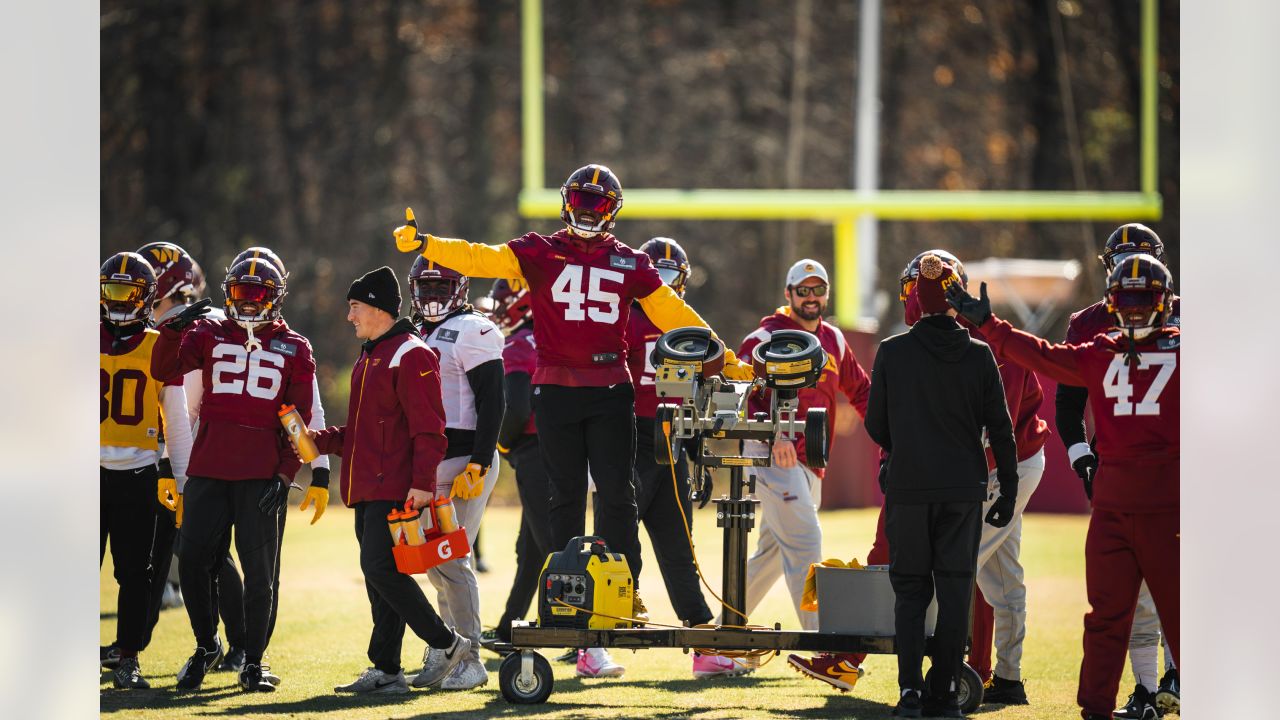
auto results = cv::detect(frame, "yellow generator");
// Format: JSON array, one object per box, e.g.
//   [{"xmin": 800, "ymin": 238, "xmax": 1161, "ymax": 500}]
[{"xmin": 537, "ymin": 536, "xmax": 634, "ymax": 630}]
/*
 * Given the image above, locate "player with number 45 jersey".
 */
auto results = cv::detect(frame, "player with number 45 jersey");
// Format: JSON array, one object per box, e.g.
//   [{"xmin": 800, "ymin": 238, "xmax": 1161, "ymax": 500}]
[
  {"xmin": 394, "ymin": 164, "xmax": 753, "ymax": 643},
  {"xmin": 945, "ymin": 253, "xmax": 1178, "ymax": 720},
  {"xmin": 150, "ymin": 257, "xmax": 316, "ymax": 694}
]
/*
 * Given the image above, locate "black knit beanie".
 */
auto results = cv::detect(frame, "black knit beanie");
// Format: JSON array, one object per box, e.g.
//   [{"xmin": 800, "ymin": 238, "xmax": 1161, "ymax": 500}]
[{"xmin": 348, "ymin": 266, "xmax": 402, "ymax": 317}]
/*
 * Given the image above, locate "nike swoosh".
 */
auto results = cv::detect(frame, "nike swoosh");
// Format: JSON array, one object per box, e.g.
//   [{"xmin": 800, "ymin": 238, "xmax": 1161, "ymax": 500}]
[
  {"xmin": 133, "ymin": 468, "xmax": 145, "ymax": 474},
  {"xmin": 374, "ymin": 678, "xmax": 398, "ymax": 688},
  {"xmin": 420, "ymin": 370, "xmax": 434, "ymax": 377},
  {"xmin": 479, "ymin": 328, "xmax": 493, "ymax": 335}
]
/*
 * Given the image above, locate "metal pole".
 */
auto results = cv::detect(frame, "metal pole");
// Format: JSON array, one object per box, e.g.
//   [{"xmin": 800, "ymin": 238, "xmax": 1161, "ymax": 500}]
[
  {"xmin": 1141, "ymin": 0, "xmax": 1159, "ymax": 195},
  {"xmin": 854, "ymin": 0, "xmax": 882, "ymax": 324},
  {"xmin": 719, "ymin": 466, "xmax": 754, "ymax": 625}
]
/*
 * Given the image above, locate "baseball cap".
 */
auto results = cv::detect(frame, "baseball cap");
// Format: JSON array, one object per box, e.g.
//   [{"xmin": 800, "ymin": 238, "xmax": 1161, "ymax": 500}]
[{"xmin": 786, "ymin": 259, "xmax": 829, "ymax": 287}]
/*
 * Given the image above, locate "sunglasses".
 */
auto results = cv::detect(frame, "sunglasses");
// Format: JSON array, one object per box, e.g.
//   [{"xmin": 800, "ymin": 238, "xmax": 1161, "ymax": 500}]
[{"xmin": 791, "ymin": 284, "xmax": 828, "ymax": 298}]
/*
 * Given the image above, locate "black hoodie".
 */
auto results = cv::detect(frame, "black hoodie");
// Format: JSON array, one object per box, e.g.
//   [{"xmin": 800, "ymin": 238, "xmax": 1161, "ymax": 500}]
[{"xmin": 865, "ymin": 315, "xmax": 1019, "ymax": 504}]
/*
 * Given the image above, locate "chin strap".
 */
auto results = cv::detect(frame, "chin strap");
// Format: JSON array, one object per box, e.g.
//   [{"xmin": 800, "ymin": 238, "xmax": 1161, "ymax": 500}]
[
  {"xmin": 1123, "ymin": 328, "xmax": 1143, "ymax": 368},
  {"xmin": 243, "ymin": 323, "xmax": 263, "ymax": 353}
]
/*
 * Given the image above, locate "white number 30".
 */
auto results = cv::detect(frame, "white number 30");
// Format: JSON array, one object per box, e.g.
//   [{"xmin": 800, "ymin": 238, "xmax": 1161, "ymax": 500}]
[
  {"xmin": 1102, "ymin": 352, "xmax": 1176, "ymax": 416},
  {"xmin": 211, "ymin": 343, "xmax": 285, "ymax": 399},
  {"xmin": 551, "ymin": 264, "xmax": 624, "ymax": 323}
]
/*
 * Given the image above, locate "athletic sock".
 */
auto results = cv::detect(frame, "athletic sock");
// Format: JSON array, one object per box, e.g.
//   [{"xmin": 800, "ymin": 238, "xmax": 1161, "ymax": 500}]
[
  {"xmin": 1129, "ymin": 644, "xmax": 1159, "ymax": 692},
  {"xmin": 1161, "ymin": 636, "xmax": 1176, "ymax": 672}
]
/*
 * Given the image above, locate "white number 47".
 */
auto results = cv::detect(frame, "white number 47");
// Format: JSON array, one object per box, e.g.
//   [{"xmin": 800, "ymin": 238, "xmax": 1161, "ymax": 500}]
[{"xmin": 1102, "ymin": 352, "xmax": 1176, "ymax": 416}]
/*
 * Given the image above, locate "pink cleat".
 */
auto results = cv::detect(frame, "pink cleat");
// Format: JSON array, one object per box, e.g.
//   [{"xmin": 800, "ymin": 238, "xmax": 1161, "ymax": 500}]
[
  {"xmin": 692, "ymin": 652, "xmax": 754, "ymax": 679},
  {"xmin": 575, "ymin": 648, "xmax": 625, "ymax": 678}
]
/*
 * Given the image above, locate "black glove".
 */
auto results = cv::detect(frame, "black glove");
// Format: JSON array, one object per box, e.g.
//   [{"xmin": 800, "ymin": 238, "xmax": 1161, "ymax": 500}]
[
  {"xmin": 258, "ymin": 475, "xmax": 290, "ymax": 515},
  {"xmin": 877, "ymin": 455, "xmax": 890, "ymax": 494},
  {"xmin": 689, "ymin": 466, "xmax": 714, "ymax": 510},
  {"xmin": 985, "ymin": 494, "xmax": 1016, "ymax": 528},
  {"xmin": 310, "ymin": 467, "xmax": 330, "ymax": 489},
  {"xmin": 166, "ymin": 298, "xmax": 213, "ymax": 331},
  {"xmin": 945, "ymin": 281, "xmax": 992, "ymax": 327},
  {"xmin": 1072, "ymin": 453, "xmax": 1098, "ymax": 500}
]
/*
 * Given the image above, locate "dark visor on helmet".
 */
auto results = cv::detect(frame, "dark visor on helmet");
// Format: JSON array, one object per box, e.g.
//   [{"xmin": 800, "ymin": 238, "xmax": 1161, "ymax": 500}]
[
  {"xmin": 412, "ymin": 277, "xmax": 456, "ymax": 301},
  {"xmin": 566, "ymin": 189, "xmax": 617, "ymax": 214},
  {"xmin": 1112, "ymin": 289, "xmax": 1160, "ymax": 309},
  {"xmin": 228, "ymin": 283, "xmax": 274, "ymax": 303}
]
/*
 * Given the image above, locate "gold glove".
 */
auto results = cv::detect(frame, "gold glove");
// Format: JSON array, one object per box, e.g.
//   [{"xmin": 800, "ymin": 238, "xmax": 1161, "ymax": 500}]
[
  {"xmin": 299, "ymin": 486, "xmax": 329, "ymax": 525},
  {"xmin": 720, "ymin": 348, "xmax": 755, "ymax": 381},
  {"xmin": 450, "ymin": 462, "xmax": 487, "ymax": 500},
  {"xmin": 157, "ymin": 477, "xmax": 178, "ymax": 511},
  {"xmin": 394, "ymin": 207, "xmax": 426, "ymax": 253},
  {"xmin": 801, "ymin": 557, "xmax": 865, "ymax": 611}
]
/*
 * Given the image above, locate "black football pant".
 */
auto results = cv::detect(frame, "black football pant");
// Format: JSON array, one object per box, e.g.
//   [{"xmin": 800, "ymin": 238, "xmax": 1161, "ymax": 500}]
[
  {"xmin": 140, "ymin": 502, "xmax": 178, "ymax": 651},
  {"xmin": 101, "ymin": 465, "xmax": 160, "ymax": 654},
  {"xmin": 497, "ymin": 439, "xmax": 553, "ymax": 639},
  {"xmin": 630, "ymin": 417, "xmax": 713, "ymax": 625},
  {"xmin": 534, "ymin": 383, "xmax": 641, "ymax": 580},
  {"xmin": 886, "ymin": 500, "xmax": 983, "ymax": 700},
  {"xmin": 178, "ymin": 476, "xmax": 279, "ymax": 665},
  {"xmin": 354, "ymin": 500, "xmax": 456, "ymax": 674}
]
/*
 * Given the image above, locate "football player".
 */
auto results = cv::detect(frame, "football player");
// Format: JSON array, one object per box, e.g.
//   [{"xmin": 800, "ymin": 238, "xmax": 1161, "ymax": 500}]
[
  {"xmin": 100, "ymin": 252, "xmax": 192, "ymax": 689},
  {"xmin": 485, "ymin": 279, "xmax": 552, "ymax": 646},
  {"xmin": 408, "ymin": 257, "xmax": 505, "ymax": 690},
  {"xmin": 947, "ymin": 254, "xmax": 1180, "ymax": 720},
  {"xmin": 626, "ymin": 237, "xmax": 746, "ymax": 679},
  {"xmin": 734, "ymin": 259, "xmax": 870, "ymax": 689},
  {"xmin": 1056, "ymin": 224, "xmax": 1180, "ymax": 719},
  {"xmin": 150, "ymin": 257, "xmax": 316, "ymax": 693},
  {"xmin": 393, "ymin": 164, "xmax": 754, "ymax": 665}
]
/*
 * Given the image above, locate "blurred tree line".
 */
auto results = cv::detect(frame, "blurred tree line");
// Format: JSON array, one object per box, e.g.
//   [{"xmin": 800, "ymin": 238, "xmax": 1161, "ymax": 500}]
[{"xmin": 102, "ymin": 0, "xmax": 1179, "ymax": 424}]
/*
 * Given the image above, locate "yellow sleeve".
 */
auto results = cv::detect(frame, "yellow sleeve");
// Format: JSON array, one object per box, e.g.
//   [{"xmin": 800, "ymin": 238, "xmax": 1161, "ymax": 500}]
[
  {"xmin": 423, "ymin": 235, "xmax": 524, "ymax": 280},
  {"xmin": 636, "ymin": 285, "xmax": 745, "ymax": 366}
]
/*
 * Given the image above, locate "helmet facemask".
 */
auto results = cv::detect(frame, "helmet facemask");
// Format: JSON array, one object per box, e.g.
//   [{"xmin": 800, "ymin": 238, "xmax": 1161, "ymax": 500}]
[
  {"xmin": 1107, "ymin": 288, "xmax": 1168, "ymax": 341},
  {"xmin": 561, "ymin": 187, "xmax": 621, "ymax": 238},
  {"xmin": 225, "ymin": 279, "xmax": 280, "ymax": 329},
  {"xmin": 101, "ymin": 279, "xmax": 153, "ymax": 328},
  {"xmin": 412, "ymin": 275, "xmax": 469, "ymax": 322}
]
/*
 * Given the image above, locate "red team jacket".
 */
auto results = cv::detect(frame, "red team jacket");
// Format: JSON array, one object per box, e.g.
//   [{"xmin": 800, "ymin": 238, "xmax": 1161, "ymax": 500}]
[
  {"xmin": 503, "ymin": 324, "xmax": 538, "ymax": 435},
  {"xmin": 313, "ymin": 321, "xmax": 449, "ymax": 505},
  {"xmin": 152, "ymin": 318, "xmax": 315, "ymax": 481},
  {"xmin": 739, "ymin": 307, "xmax": 871, "ymax": 472},
  {"xmin": 978, "ymin": 316, "xmax": 1180, "ymax": 514},
  {"xmin": 508, "ymin": 230, "xmax": 663, "ymax": 387}
]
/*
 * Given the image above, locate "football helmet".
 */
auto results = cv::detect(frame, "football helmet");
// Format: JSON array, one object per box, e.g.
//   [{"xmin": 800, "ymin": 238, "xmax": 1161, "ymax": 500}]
[
  {"xmin": 488, "ymin": 278, "xmax": 532, "ymax": 334},
  {"xmin": 640, "ymin": 237, "xmax": 691, "ymax": 297},
  {"xmin": 230, "ymin": 246, "xmax": 289, "ymax": 306},
  {"xmin": 137, "ymin": 242, "xmax": 198, "ymax": 303},
  {"xmin": 101, "ymin": 252, "xmax": 158, "ymax": 328},
  {"xmin": 899, "ymin": 248, "xmax": 967, "ymax": 302},
  {"xmin": 1099, "ymin": 223, "xmax": 1164, "ymax": 272},
  {"xmin": 409, "ymin": 256, "xmax": 469, "ymax": 322},
  {"xmin": 560, "ymin": 164, "xmax": 623, "ymax": 237},
  {"xmin": 1104, "ymin": 253, "xmax": 1174, "ymax": 340},
  {"xmin": 222, "ymin": 258, "xmax": 285, "ymax": 327}
]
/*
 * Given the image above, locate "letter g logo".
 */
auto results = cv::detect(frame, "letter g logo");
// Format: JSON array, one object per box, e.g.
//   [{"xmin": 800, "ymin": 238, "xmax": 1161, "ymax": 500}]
[{"xmin": 437, "ymin": 541, "xmax": 453, "ymax": 560}]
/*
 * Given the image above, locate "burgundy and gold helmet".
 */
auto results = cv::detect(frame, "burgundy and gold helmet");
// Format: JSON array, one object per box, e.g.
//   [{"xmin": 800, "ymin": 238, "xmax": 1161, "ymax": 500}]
[
  {"xmin": 137, "ymin": 242, "xmax": 198, "ymax": 303},
  {"xmin": 231, "ymin": 246, "xmax": 289, "ymax": 307},
  {"xmin": 221, "ymin": 258, "xmax": 285, "ymax": 327},
  {"xmin": 409, "ymin": 256, "xmax": 469, "ymax": 322},
  {"xmin": 1104, "ymin": 253, "xmax": 1174, "ymax": 339},
  {"xmin": 560, "ymin": 164, "xmax": 623, "ymax": 237},
  {"xmin": 640, "ymin": 237, "xmax": 691, "ymax": 297},
  {"xmin": 101, "ymin": 252, "xmax": 158, "ymax": 328},
  {"xmin": 1099, "ymin": 223, "xmax": 1164, "ymax": 273},
  {"xmin": 487, "ymin": 278, "xmax": 532, "ymax": 334}
]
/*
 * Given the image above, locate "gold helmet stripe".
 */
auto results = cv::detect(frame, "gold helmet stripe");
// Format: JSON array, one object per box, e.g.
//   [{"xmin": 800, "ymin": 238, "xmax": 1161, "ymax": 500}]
[{"xmin": 590, "ymin": 166, "xmax": 601, "ymax": 185}]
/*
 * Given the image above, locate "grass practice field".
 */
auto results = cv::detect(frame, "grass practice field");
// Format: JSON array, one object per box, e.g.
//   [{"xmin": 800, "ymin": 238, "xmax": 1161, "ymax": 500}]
[{"xmin": 101, "ymin": 501, "xmax": 1129, "ymax": 719}]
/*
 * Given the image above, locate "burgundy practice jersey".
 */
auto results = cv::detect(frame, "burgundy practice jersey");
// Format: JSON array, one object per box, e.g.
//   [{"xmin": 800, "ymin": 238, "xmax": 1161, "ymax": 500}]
[
  {"xmin": 509, "ymin": 230, "xmax": 663, "ymax": 386},
  {"xmin": 502, "ymin": 324, "xmax": 538, "ymax": 435},
  {"xmin": 626, "ymin": 303, "xmax": 680, "ymax": 418},
  {"xmin": 740, "ymin": 307, "xmax": 871, "ymax": 472},
  {"xmin": 152, "ymin": 318, "xmax": 316, "ymax": 481},
  {"xmin": 979, "ymin": 316, "xmax": 1179, "ymax": 513}
]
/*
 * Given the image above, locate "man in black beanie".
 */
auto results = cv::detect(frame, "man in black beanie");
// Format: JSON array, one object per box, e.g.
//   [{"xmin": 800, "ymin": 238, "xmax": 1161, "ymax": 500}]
[
  {"xmin": 864, "ymin": 255, "xmax": 1020, "ymax": 718},
  {"xmin": 302, "ymin": 266, "xmax": 474, "ymax": 694}
]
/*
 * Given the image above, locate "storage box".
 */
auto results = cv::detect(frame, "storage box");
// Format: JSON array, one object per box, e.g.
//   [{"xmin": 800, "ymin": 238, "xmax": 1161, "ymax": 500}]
[
  {"xmin": 392, "ymin": 527, "xmax": 471, "ymax": 575},
  {"xmin": 815, "ymin": 564, "xmax": 937, "ymax": 636}
]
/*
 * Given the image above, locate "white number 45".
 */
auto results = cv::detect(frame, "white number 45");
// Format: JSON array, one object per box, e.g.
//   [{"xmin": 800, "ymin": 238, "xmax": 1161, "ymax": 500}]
[
  {"xmin": 1102, "ymin": 352, "xmax": 1176, "ymax": 416},
  {"xmin": 551, "ymin": 264, "xmax": 624, "ymax": 323}
]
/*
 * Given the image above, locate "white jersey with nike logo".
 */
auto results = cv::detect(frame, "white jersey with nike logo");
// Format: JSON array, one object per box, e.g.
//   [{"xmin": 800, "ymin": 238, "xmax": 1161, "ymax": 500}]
[{"xmin": 424, "ymin": 310, "xmax": 504, "ymax": 430}]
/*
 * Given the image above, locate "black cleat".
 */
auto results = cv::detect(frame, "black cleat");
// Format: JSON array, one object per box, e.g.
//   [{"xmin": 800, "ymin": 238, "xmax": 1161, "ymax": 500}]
[
  {"xmin": 239, "ymin": 663, "xmax": 276, "ymax": 692},
  {"xmin": 216, "ymin": 646, "xmax": 246, "ymax": 673},
  {"xmin": 100, "ymin": 644, "xmax": 121, "ymax": 670},
  {"xmin": 922, "ymin": 695, "xmax": 964, "ymax": 718},
  {"xmin": 981, "ymin": 674, "xmax": 1029, "ymax": 705},
  {"xmin": 1114, "ymin": 684, "xmax": 1159, "ymax": 719},
  {"xmin": 112, "ymin": 657, "xmax": 150, "ymax": 689},
  {"xmin": 1154, "ymin": 668, "xmax": 1179, "ymax": 716},
  {"xmin": 894, "ymin": 688, "xmax": 923, "ymax": 717},
  {"xmin": 175, "ymin": 641, "xmax": 223, "ymax": 691}
]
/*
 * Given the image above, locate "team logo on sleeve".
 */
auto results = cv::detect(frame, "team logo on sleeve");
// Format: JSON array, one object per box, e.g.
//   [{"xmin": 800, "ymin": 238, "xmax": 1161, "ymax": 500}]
[
  {"xmin": 269, "ymin": 339, "xmax": 297, "ymax": 357},
  {"xmin": 609, "ymin": 255, "xmax": 637, "ymax": 271}
]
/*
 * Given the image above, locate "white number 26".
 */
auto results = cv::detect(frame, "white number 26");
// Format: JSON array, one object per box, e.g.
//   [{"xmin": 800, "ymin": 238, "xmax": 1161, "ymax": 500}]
[{"xmin": 211, "ymin": 343, "xmax": 285, "ymax": 399}]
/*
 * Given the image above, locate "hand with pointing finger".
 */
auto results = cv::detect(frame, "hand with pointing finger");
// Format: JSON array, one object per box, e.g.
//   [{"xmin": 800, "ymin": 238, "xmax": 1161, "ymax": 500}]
[{"xmin": 394, "ymin": 207, "xmax": 426, "ymax": 253}]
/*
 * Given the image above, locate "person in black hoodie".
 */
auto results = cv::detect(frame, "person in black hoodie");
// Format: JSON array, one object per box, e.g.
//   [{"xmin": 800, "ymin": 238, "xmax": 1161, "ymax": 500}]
[{"xmin": 864, "ymin": 254, "xmax": 1020, "ymax": 719}]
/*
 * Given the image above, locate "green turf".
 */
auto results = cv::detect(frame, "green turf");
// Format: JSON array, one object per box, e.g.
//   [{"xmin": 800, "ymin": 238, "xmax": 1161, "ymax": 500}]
[{"xmin": 101, "ymin": 502, "xmax": 1154, "ymax": 718}]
